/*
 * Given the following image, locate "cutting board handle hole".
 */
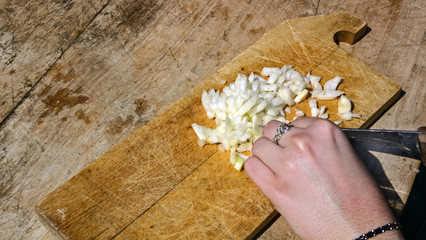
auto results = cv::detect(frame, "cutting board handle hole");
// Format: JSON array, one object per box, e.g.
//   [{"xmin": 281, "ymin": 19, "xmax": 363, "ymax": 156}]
[{"xmin": 333, "ymin": 26, "xmax": 370, "ymax": 46}]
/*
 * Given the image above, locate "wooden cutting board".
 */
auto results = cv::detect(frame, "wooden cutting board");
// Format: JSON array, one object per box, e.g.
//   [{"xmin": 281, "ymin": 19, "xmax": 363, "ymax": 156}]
[{"xmin": 35, "ymin": 12, "xmax": 400, "ymax": 239}]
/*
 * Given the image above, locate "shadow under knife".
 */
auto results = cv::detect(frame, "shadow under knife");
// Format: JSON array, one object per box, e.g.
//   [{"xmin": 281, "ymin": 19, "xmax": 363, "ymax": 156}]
[{"xmin": 348, "ymin": 138, "xmax": 422, "ymax": 218}]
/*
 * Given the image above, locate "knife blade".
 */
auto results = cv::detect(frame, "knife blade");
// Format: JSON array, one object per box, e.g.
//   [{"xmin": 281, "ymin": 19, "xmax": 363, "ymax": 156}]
[
  {"xmin": 259, "ymin": 124, "xmax": 425, "ymax": 165},
  {"xmin": 342, "ymin": 128, "xmax": 426, "ymax": 165}
]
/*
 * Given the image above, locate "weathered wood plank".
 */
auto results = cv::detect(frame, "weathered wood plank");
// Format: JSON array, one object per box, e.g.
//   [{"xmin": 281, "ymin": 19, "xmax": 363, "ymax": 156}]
[
  {"xmin": 0, "ymin": 0, "xmax": 317, "ymax": 239},
  {"xmin": 0, "ymin": 0, "xmax": 110, "ymax": 123}
]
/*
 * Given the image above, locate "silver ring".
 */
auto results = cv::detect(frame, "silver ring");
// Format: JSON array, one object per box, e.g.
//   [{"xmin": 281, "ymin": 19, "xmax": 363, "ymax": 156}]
[{"xmin": 273, "ymin": 123, "xmax": 294, "ymax": 145}]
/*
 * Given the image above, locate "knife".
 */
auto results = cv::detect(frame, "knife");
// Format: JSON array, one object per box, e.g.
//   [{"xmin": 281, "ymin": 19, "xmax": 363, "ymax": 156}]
[
  {"xmin": 260, "ymin": 124, "xmax": 426, "ymax": 165},
  {"xmin": 342, "ymin": 127, "xmax": 426, "ymax": 166}
]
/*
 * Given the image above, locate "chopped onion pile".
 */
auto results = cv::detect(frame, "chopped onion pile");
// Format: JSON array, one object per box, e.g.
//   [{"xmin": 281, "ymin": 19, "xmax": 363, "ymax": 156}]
[{"xmin": 192, "ymin": 65, "xmax": 362, "ymax": 171}]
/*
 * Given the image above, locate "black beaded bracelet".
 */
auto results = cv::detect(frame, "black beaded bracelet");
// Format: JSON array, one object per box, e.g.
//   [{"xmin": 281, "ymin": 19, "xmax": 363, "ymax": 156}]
[{"xmin": 353, "ymin": 222, "xmax": 402, "ymax": 240}]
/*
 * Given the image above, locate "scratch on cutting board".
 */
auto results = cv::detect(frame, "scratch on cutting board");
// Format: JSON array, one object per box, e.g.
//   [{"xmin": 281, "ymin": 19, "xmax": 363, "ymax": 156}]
[
  {"xmin": 287, "ymin": 21, "xmax": 313, "ymax": 65},
  {"xmin": 254, "ymin": 55, "xmax": 282, "ymax": 65},
  {"xmin": 285, "ymin": 39, "xmax": 304, "ymax": 63},
  {"xmin": 350, "ymin": 62, "xmax": 379, "ymax": 100}
]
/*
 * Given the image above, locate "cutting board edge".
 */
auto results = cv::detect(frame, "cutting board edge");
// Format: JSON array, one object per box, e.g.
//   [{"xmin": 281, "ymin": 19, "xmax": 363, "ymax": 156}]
[
  {"xmin": 244, "ymin": 210, "xmax": 281, "ymax": 240},
  {"xmin": 35, "ymin": 207, "xmax": 68, "ymax": 240},
  {"xmin": 360, "ymin": 86, "xmax": 402, "ymax": 129}
]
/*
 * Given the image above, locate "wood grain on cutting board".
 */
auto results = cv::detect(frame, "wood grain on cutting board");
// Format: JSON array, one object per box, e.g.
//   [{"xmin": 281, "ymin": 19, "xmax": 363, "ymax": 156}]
[{"xmin": 35, "ymin": 13, "xmax": 400, "ymax": 239}]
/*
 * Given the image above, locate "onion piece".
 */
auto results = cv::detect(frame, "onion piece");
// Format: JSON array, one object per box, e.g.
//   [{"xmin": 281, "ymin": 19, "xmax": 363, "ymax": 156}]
[
  {"xmin": 338, "ymin": 95, "xmax": 352, "ymax": 113},
  {"xmin": 319, "ymin": 105, "xmax": 326, "ymax": 116},
  {"xmin": 230, "ymin": 149, "xmax": 249, "ymax": 171},
  {"xmin": 234, "ymin": 95, "xmax": 259, "ymax": 116},
  {"xmin": 261, "ymin": 84, "xmax": 278, "ymax": 92},
  {"xmin": 237, "ymin": 142, "xmax": 252, "ymax": 152},
  {"xmin": 309, "ymin": 75, "xmax": 323, "ymax": 90},
  {"xmin": 324, "ymin": 76, "xmax": 342, "ymax": 90},
  {"xmin": 197, "ymin": 139, "xmax": 206, "ymax": 147},
  {"xmin": 289, "ymin": 69, "xmax": 304, "ymax": 83},
  {"xmin": 285, "ymin": 107, "xmax": 291, "ymax": 113},
  {"xmin": 319, "ymin": 113, "xmax": 329, "ymax": 119},
  {"xmin": 266, "ymin": 107, "xmax": 279, "ymax": 116},
  {"xmin": 337, "ymin": 95, "xmax": 362, "ymax": 120},
  {"xmin": 277, "ymin": 74, "xmax": 286, "ymax": 84},
  {"xmin": 294, "ymin": 89, "xmax": 309, "ymax": 104},
  {"xmin": 311, "ymin": 107, "xmax": 320, "ymax": 117},
  {"xmin": 267, "ymin": 73, "xmax": 279, "ymax": 84},
  {"xmin": 296, "ymin": 110, "xmax": 305, "ymax": 117},
  {"xmin": 309, "ymin": 99, "xmax": 318, "ymax": 108},
  {"xmin": 248, "ymin": 72, "xmax": 255, "ymax": 83},
  {"xmin": 311, "ymin": 89, "xmax": 345, "ymax": 100},
  {"xmin": 247, "ymin": 99, "xmax": 268, "ymax": 117},
  {"xmin": 278, "ymin": 88, "xmax": 295, "ymax": 106},
  {"xmin": 261, "ymin": 67, "xmax": 282, "ymax": 77},
  {"xmin": 338, "ymin": 112, "xmax": 362, "ymax": 120},
  {"xmin": 334, "ymin": 120, "xmax": 343, "ymax": 125},
  {"xmin": 271, "ymin": 97, "xmax": 284, "ymax": 107}
]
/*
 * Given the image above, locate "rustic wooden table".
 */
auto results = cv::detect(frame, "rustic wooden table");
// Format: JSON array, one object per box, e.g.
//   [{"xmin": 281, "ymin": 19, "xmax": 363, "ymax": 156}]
[{"xmin": 1, "ymin": 0, "xmax": 424, "ymax": 239}]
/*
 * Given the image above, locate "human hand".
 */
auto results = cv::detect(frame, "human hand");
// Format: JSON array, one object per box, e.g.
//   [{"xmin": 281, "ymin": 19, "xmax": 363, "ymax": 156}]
[{"xmin": 245, "ymin": 117, "xmax": 403, "ymax": 240}]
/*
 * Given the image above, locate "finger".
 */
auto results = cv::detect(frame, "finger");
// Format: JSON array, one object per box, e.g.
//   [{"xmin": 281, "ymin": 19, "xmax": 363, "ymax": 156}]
[
  {"xmin": 251, "ymin": 137, "xmax": 284, "ymax": 171},
  {"xmin": 244, "ymin": 156, "xmax": 277, "ymax": 196},
  {"xmin": 263, "ymin": 117, "xmax": 328, "ymax": 144},
  {"xmin": 262, "ymin": 120, "xmax": 283, "ymax": 139},
  {"xmin": 291, "ymin": 116, "xmax": 319, "ymax": 128},
  {"xmin": 262, "ymin": 120, "xmax": 297, "ymax": 146}
]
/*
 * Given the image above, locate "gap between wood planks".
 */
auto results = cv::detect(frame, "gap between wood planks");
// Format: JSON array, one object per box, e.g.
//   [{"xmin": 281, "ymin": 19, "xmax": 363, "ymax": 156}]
[
  {"xmin": 314, "ymin": 0, "xmax": 321, "ymax": 15},
  {"xmin": 0, "ymin": 0, "xmax": 113, "ymax": 129}
]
